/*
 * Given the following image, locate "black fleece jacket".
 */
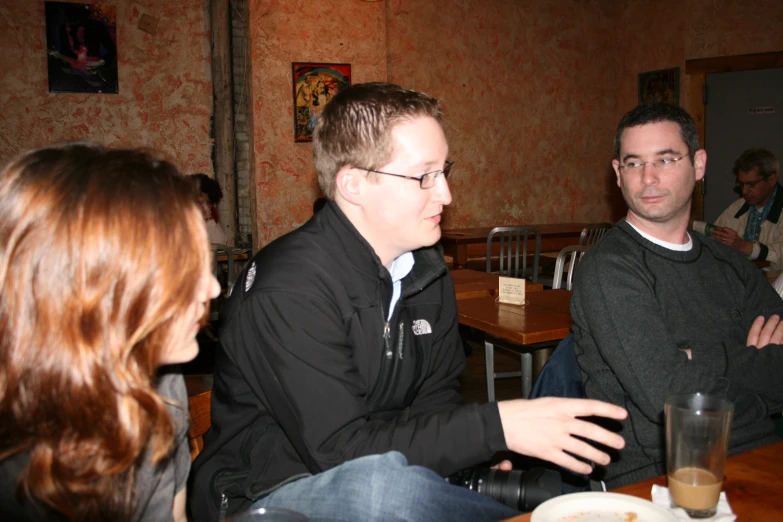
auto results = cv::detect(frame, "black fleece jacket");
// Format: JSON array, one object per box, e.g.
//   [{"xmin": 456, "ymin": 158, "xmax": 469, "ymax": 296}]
[{"xmin": 189, "ymin": 202, "xmax": 506, "ymax": 521}]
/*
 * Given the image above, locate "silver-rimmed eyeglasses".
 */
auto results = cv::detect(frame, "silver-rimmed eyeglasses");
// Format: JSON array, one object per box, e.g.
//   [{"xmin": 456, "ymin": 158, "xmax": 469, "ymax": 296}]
[
  {"xmin": 619, "ymin": 156, "xmax": 686, "ymax": 172},
  {"xmin": 360, "ymin": 161, "xmax": 454, "ymax": 189},
  {"xmin": 734, "ymin": 176, "xmax": 771, "ymax": 191}
]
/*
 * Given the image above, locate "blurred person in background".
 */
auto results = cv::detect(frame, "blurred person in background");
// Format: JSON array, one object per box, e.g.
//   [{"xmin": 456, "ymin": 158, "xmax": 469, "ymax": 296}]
[{"xmin": 191, "ymin": 173, "xmax": 229, "ymax": 245}]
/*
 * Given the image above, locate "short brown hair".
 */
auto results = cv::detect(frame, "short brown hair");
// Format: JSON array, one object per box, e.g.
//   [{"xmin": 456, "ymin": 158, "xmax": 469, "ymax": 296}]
[
  {"xmin": 0, "ymin": 143, "xmax": 210, "ymax": 520},
  {"xmin": 732, "ymin": 148, "xmax": 779, "ymax": 178},
  {"xmin": 312, "ymin": 82, "xmax": 441, "ymax": 199}
]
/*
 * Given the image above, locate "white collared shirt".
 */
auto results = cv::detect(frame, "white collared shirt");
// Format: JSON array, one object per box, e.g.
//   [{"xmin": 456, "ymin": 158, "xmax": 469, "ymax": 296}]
[{"xmin": 387, "ymin": 252, "xmax": 414, "ymax": 321}]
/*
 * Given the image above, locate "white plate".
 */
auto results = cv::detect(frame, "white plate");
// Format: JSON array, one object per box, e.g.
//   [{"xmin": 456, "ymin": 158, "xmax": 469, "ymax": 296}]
[{"xmin": 531, "ymin": 492, "xmax": 679, "ymax": 522}]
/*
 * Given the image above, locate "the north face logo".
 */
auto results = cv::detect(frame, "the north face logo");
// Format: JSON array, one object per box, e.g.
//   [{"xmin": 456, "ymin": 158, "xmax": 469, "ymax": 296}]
[
  {"xmin": 244, "ymin": 262, "xmax": 257, "ymax": 292},
  {"xmin": 412, "ymin": 319, "xmax": 432, "ymax": 335}
]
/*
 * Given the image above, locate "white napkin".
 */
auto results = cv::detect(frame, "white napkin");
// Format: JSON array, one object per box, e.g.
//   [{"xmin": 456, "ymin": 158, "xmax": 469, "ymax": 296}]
[{"xmin": 651, "ymin": 484, "xmax": 736, "ymax": 521}]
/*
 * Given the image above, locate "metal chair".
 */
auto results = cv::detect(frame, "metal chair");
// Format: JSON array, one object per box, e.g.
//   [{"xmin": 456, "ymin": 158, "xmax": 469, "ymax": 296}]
[
  {"xmin": 579, "ymin": 222, "xmax": 612, "ymax": 246},
  {"xmin": 486, "ymin": 226, "xmax": 541, "ymax": 282},
  {"xmin": 540, "ymin": 223, "xmax": 610, "ymax": 288},
  {"xmin": 552, "ymin": 245, "xmax": 589, "ymax": 291},
  {"xmin": 481, "ymin": 228, "xmax": 543, "ymax": 400},
  {"xmin": 212, "ymin": 243, "xmax": 235, "ymax": 289}
]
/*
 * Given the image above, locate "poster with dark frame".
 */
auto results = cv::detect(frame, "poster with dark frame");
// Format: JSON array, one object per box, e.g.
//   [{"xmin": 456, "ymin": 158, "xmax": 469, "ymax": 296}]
[
  {"xmin": 638, "ymin": 67, "xmax": 679, "ymax": 106},
  {"xmin": 292, "ymin": 62, "xmax": 351, "ymax": 142},
  {"xmin": 45, "ymin": 2, "xmax": 118, "ymax": 94}
]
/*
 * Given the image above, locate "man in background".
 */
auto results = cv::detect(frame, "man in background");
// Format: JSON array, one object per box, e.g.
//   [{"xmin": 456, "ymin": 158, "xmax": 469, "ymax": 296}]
[
  {"xmin": 694, "ymin": 148, "xmax": 783, "ymax": 269},
  {"xmin": 571, "ymin": 103, "xmax": 783, "ymax": 488},
  {"xmin": 190, "ymin": 173, "xmax": 229, "ymax": 245}
]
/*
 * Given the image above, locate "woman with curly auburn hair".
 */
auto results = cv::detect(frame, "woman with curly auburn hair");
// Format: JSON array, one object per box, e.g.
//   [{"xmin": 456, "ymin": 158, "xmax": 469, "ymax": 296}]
[{"xmin": 0, "ymin": 143, "xmax": 220, "ymax": 521}]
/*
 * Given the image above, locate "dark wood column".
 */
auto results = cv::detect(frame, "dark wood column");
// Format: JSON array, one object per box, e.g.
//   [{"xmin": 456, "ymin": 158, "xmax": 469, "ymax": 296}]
[{"xmin": 210, "ymin": 0, "xmax": 236, "ymax": 244}]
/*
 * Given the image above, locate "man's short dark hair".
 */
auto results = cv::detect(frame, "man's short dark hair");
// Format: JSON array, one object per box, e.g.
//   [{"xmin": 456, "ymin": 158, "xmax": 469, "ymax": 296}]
[
  {"xmin": 190, "ymin": 173, "xmax": 223, "ymax": 205},
  {"xmin": 312, "ymin": 82, "xmax": 441, "ymax": 199},
  {"xmin": 732, "ymin": 148, "xmax": 779, "ymax": 179},
  {"xmin": 613, "ymin": 103, "xmax": 700, "ymax": 162}
]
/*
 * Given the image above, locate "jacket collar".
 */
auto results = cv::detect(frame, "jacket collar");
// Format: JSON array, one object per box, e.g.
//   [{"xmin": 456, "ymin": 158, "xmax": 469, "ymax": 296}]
[
  {"xmin": 733, "ymin": 183, "xmax": 783, "ymax": 224},
  {"xmin": 318, "ymin": 201, "xmax": 448, "ymax": 291}
]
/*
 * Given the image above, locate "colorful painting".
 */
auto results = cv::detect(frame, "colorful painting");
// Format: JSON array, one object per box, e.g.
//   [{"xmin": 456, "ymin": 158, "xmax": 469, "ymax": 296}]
[
  {"xmin": 292, "ymin": 63, "xmax": 351, "ymax": 142},
  {"xmin": 638, "ymin": 67, "xmax": 679, "ymax": 106},
  {"xmin": 45, "ymin": 2, "xmax": 118, "ymax": 94}
]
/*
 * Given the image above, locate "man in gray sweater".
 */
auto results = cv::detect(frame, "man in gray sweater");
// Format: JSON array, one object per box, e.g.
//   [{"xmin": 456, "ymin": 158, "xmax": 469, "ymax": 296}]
[{"xmin": 571, "ymin": 102, "xmax": 783, "ymax": 488}]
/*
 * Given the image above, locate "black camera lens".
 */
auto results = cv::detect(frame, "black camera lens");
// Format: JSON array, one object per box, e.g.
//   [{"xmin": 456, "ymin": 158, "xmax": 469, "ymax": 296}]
[{"xmin": 448, "ymin": 467, "xmax": 561, "ymax": 512}]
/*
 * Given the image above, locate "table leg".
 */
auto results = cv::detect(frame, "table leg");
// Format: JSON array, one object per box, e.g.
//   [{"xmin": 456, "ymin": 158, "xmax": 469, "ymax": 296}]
[
  {"xmin": 520, "ymin": 352, "xmax": 533, "ymax": 398},
  {"xmin": 532, "ymin": 347, "xmax": 554, "ymax": 385},
  {"xmin": 484, "ymin": 340, "xmax": 496, "ymax": 403},
  {"xmin": 455, "ymin": 245, "xmax": 468, "ymax": 269}
]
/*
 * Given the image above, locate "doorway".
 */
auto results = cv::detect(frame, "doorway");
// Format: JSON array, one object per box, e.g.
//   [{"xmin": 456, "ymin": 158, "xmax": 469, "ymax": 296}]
[
  {"xmin": 685, "ymin": 51, "xmax": 783, "ymax": 221},
  {"xmin": 703, "ymin": 68, "xmax": 783, "ymax": 223}
]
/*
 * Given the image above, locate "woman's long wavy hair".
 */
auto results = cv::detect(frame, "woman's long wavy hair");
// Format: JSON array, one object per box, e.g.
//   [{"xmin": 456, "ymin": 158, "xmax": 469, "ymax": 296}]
[{"xmin": 0, "ymin": 143, "xmax": 211, "ymax": 520}]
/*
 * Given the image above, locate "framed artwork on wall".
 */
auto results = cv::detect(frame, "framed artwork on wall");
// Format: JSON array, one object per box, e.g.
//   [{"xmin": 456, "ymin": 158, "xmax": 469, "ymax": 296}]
[
  {"xmin": 292, "ymin": 63, "xmax": 351, "ymax": 142},
  {"xmin": 638, "ymin": 67, "xmax": 679, "ymax": 106},
  {"xmin": 45, "ymin": 1, "xmax": 118, "ymax": 94}
]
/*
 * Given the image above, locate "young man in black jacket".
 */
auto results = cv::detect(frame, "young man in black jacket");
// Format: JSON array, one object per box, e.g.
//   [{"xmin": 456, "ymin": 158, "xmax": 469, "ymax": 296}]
[{"xmin": 190, "ymin": 82, "xmax": 627, "ymax": 522}]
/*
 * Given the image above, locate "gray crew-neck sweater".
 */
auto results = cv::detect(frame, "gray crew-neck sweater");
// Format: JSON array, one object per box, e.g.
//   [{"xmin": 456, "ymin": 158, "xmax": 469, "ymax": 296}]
[{"xmin": 571, "ymin": 219, "xmax": 783, "ymax": 488}]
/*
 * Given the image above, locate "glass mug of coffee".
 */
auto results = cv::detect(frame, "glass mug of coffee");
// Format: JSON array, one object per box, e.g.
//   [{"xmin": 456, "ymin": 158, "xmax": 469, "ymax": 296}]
[{"xmin": 665, "ymin": 393, "xmax": 734, "ymax": 518}]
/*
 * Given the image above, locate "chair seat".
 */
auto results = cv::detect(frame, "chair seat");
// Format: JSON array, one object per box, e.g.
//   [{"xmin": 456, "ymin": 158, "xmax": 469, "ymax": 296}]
[{"xmin": 188, "ymin": 389, "xmax": 212, "ymax": 461}]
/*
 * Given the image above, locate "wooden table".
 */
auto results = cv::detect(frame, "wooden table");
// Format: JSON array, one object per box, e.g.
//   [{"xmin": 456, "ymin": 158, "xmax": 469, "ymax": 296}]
[
  {"xmin": 503, "ymin": 441, "xmax": 783, "ymax": 522},
  {"xmin": 215, "ymin": 248, "xmax": 251, "ymax": 263},
  {"xmin": 457, "ymin": 290, "xmax": 572, "ymax": 400},
  {"xmin": 452, "ymin": 269, "xmax": 543, "ymax": 300},
  {"xmin": 441, "ymin": 223, "xmax": 589, "ymax": 269}
]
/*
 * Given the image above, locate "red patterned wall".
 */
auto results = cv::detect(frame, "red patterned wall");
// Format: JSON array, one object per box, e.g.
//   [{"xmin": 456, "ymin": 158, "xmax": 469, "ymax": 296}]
[
  {"xmin": 250, "ymin": 0, "xmax": 626, "ymax": 246},
  {"xmin": 3, "ymin": 1, "xmax": 782, "ymax": 248},
  {"xmin": 0, "ymin": 0, "xmax": 213, "ymax": 173},
  {"xmin": 248, "ymin": 0, "xmax": 387, "ymax": 246},
  {"xmin": 387, "ymin": 0, "xmax": 625, "ymax": 229},
  {"xmin": 620, "ymin": 0, "xmax": 783, "ymax": 116}
]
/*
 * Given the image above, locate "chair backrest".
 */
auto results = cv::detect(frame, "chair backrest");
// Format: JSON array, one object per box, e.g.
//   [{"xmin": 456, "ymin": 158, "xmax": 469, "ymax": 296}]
[
  {"xmin": 552, "ymin": 245, "xmax": 589, "ymax": 290},
  {"xmin": 578, "ymin": 223, "xmax": 612, "ymax": 247},
  {"xmin": 486, "ymin": 226, "xmax": 541, "ymax": 282},
  {"xmin": 188, "ymin": 390, "xmax": 212, "ymax": 461},
  {"xmin": 212, "ymin": 243, "xmax": 235, "ymax": 288}
]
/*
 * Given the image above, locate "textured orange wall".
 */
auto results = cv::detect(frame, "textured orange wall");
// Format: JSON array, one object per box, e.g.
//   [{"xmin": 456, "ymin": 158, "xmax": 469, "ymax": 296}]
[
  {"xmin": 249, "ymin": 0, "xmax": 387, "ymax": 246},
  {"xmin": 250, "ymin": 0, "xmax": 626, "ymax": 245},
  {"xmin": 620, "ymin": 0, "xmax": 783, "ymax": 116},
  {"xmin": 0, "ymin": 0, "xmax": 212, "ymax": 173},
  {"xmin": 5, "ymin": 1, "xmax": 780, "ymax": 247},
  {"xmin": 387, "ymin": 0, "xmax": 625, "ymax": 228}
]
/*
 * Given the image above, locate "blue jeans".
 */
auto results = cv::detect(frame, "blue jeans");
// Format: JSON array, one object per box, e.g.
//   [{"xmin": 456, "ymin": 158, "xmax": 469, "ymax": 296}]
[{"xmin": 249, "ymin": 452, "xmax": 522, "ymax": 522}]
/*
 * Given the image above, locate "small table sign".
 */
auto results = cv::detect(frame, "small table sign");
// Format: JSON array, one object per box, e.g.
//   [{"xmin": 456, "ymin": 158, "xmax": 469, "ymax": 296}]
[{"xmin": 498, "ymin": 276, "xmax": 526, "ymax": 305}]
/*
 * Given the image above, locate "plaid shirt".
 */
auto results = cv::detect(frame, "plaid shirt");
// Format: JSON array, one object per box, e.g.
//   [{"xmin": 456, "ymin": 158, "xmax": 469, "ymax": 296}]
[{"xmin": 744, "ymin": 185, "xmax": 778, "ymax": 241}]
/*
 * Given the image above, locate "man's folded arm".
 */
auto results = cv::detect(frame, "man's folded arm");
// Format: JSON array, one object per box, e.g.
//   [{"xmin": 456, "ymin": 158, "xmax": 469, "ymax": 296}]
[{"xmin": 574, "ymin": 257, "xmax": 733, "ymax": 423}]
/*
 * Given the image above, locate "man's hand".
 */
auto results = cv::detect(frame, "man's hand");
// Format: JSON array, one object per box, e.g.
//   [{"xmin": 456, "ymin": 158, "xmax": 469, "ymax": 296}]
[
  {"xmin": 497, "ymin": 398, "xmax": 627, "ymax": 475},
  {"xmin": 710, "ymin": 227, "xmax": 752, "ymax": 255},
  {"xmin": 491, "ymin": 459, "xmax": 513, "ymax": 471},
  {"xmin": 747, "ymin": 314, "xmax": 783, "ymax": 348}
]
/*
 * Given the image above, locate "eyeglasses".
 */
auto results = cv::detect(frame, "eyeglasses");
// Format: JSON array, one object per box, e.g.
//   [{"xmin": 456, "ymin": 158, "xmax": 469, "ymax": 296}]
[
  {"xmin": 360, "ymin": 161, "xmax": 454, "ymax": 189},
  {"xmin": 734, "ymin": 177, "xmax": 770, "ymax": 191},
  {"xmin": 619, "ymin": 156, "xmax": 686, "ymax": 172}
]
